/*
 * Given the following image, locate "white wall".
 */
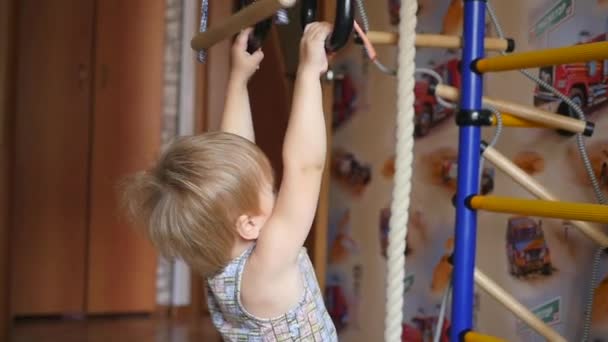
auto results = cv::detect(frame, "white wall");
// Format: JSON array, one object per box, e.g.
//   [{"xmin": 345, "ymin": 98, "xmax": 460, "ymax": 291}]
[{"xmin": 156, "ymin": 0, "xmax": 198, "ymax": 308}]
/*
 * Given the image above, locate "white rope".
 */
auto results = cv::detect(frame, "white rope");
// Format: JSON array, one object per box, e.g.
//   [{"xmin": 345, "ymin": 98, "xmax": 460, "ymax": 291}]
[{"xmin": 385, "ymin": 0, "xmax": 417, "ymax": 340}]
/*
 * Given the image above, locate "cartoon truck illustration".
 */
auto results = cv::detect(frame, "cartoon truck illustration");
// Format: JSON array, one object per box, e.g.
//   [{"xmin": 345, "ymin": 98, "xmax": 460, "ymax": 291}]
[
  {"xmin": 401, "ymin": 323, "xmax": 423, "ymax": 342},
  {"xmin": 388, "ymin": 0, "xmax": 401, "ymax": 26},
  {"xmin": 411, "ymin": 316, "xmax": 450, "ymax": 342},
  {"xmin": 601, "ymin": 161, "xmax": 608, "ymax": 188},
  {"xmin": 506, "ymin": 217, "xmax": 553, "ymax": 277},
  {"xmin": 331, "ymin": 149, "xmax": 371, "ymax": 190},
  {"xmin": 332, "ymin": 73, "xmax": 357, "ymax": 130},
  {"xmin": 600, "ymin": 150, "xmax": 608, "ymax": 189},
  {"xmin": 440, "ymin": 160, "xmax": 495, "ymax": 195},
  {"xmin": 379, "ymin": 207, "xmax": 412, "ymax": 257},
  {"xmin": 533, "ymin": 31, "xmax": 608, "ymax": 135},
  {"xmin": 414, "ymin": 58, "xmax": 461, "ymax": 137},
  {"xmin": 325, "ymin": 285, "xmax": 349, "ymax": 331}
]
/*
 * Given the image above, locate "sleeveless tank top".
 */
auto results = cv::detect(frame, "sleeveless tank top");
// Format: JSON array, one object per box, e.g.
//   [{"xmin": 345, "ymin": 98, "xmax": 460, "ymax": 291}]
[{"xmin": 206, "ymin": 245, "xmax": 338, "ymax": 341}]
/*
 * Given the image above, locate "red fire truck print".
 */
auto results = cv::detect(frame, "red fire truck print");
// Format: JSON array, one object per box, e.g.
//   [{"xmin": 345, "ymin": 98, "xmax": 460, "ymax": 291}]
[
  {"xmin": 414, "ymin": 58, "xmax": 461, "ymax": 137},
  {"xmin": 533, "ymin": 31, "xmax": 608, "ymax": 135}
]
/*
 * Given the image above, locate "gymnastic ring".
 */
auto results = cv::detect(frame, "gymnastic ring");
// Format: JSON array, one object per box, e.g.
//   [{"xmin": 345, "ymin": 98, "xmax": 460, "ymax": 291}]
[
  {"xmin": 238, "ymin": 0, "xmax": 273, "ymax": 53},
  {"xmin": 300, "ymin": 0, "xmax": 317, "ymax": 28},
  {"xmin": 300, "ymin": 0, "xmax": 354, "ymax": 52}
]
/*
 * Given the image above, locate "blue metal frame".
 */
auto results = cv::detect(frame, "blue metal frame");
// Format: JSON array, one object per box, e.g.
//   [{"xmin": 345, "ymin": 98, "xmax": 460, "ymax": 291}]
[{"xmin": 451, "ymin": 0, "xmax": 486, "ymax": 341}]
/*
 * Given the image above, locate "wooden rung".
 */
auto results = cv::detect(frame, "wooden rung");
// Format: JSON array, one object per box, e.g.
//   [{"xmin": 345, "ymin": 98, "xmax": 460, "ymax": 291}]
[
  {"xmin": 474, "ymin": 269, "xmax": 567, "ymax": 342},
  {"xmin": 191, "ymin": 0, "xmax": 297, "ymax": 51},
  {"xmin": 435, "ymin": 84, "xmax": 593, "ymax": 136},
  {"xmin": 358, "ymin": 32, "xmax": 514, "ymax": 52},
  {"xmin": 482, "ymin": 144, "xmax": 608, "ymax": 247},
  {"xmin": 475, "ymin": 41, "xmax": 608, "ymax": 72}
]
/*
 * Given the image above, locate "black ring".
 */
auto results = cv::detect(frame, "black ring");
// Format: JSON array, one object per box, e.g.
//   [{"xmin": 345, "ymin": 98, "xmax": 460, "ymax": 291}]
[
  {"xmin": 300, "ymin": 0, "xmax": 317, "ymax": 29},
  {"xmin": 470, "ymin": 58, "xmax": 482, "ymax": 74},
  {"xmin": 465, "ymin": 195, "xmax": 476, "ymax": 210},
  {"xmin": 301, "ymin": 0, "xmax": 354, "ymax": 52},
  {"xmin": 456, "ymin": 109, "xmax": 493, "ymax": 126},
  {"xmin": 584, "ymin": 121, "xmax": 595, "ymax": 137},
  {"xmin": 480, "ymin": 140, "xmax": 489, "ymax": 152},
  {"xmin": 506, "ymin": 38, "xmax": 516, "ymax": 53},
  {"xmin": 239, "ymin": 0, "xmax": 273, "ymax": 53}
]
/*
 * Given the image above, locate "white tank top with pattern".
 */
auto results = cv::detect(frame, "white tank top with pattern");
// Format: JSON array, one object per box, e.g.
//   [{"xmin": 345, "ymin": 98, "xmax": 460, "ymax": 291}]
[{"xmin": 206, "ymin": 245, "xmax": 338, "ymax": 341}]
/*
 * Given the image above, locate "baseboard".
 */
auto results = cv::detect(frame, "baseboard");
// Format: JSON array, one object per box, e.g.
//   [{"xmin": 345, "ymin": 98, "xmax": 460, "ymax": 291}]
[{"xmin": 153, "ymin": 305, "xmax": 171, "ymax": 318}]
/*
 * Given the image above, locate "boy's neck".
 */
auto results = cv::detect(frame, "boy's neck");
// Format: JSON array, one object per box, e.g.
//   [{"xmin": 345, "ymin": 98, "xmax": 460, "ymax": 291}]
[{"xmin": 231, "ymin": 238, "xmax": 256, "ymax": 259}]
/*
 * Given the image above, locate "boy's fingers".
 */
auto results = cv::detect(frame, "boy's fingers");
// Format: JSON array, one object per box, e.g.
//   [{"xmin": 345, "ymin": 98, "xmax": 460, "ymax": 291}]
[
  {"xmin": 306, "ymin": 22, "xmax": 332, "ymax": 41},
  {"xmin": 252, "ymin": 49, "xmax": 264, "ymax": 61},
  {"xmin": 313, "ymin": 27, "xmax": 330, "ymax": 41},
  {"xmin": 318, "ymin": 23, "xmax": 333, "ymax": 38},
  {"xmin": 322, "ymin": 23, "xmax": 334, "ymax": 35},
  {"xmin": 314, "ymin": 29, "xmax": 329, "ymax": 41},
  {"xmin": 307, "ymin": 25, "xmax": 318, "ymax": 37},
  {"xmin": 303, "ymin": 23, "xmax": 313, "ymax": 35},
  {"xmin": 236, "ymin": 27, "xmax": 253, "ymax": 47},
  {"xmin": 305, "ymin": 22, "xmax": 323, "ymax": 36},
  {"xmin": 310, "ymin": 25, "xmax": 321, "ymax": 40}
]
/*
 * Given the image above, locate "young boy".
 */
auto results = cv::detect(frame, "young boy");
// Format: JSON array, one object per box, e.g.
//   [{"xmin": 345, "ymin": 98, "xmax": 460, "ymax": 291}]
[{"xmin": 123, "ymin": 22, "xmax": 337, "ymax": 341}]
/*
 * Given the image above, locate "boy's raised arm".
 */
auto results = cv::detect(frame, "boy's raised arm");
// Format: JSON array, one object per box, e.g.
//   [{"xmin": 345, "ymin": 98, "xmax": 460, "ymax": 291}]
[
  {"xmin": 219, "ymin": 28, "xmax": 264, "ymax": 142},
  {"xmin": 255, "ymin": 22, "xmax": 332, "ymax": 271}
]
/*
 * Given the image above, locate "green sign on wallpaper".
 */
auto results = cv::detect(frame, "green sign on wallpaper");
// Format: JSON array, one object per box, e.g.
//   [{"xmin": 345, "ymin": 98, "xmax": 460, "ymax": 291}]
[
  {"xmin": 529, "ymin": 0, "xmax": 574, "ymax": 38},
  {"xmin": 517, "ymin": 297, "xmax": 562, "ymax": 332},
  {"xmin": 403, "ymin": 273, "xmax": 415, "ymax": 294}
]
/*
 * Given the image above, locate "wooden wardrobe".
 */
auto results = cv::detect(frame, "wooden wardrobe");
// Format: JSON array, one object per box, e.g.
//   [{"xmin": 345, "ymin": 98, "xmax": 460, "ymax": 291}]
[
  {"xmin": 10, "ymin": 0, "xmax": 164, "ymax": 316},
  {"xmin": 1, "ymin": 0, "xmax": 17, "ymax": 337}
]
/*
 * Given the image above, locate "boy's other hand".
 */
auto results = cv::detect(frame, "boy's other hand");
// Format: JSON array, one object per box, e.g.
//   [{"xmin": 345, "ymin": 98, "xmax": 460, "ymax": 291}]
[
  {"xmin": 231, "ymin": 28, "xmax": 264, "ymax": 81},
  {"xmin": 299, "ymin": 22, "xmax": 332, "ymax": 75}
]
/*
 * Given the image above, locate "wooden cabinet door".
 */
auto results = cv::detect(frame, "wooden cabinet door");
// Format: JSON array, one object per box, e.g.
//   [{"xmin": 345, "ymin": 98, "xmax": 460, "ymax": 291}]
[
  {"xmin": 307, "ymin": 1, "xmax": 336, "ymax": 291},
  {"xmin": 2, "ymin": 0, "xmax": 17, "ymax": 335},
  {"xmin": 86, "ymin": 0, "xmax": 164, "ymax": 314},
  {"xmin": 249, "ymin": 28, "xmax": 291, "ymax": 184},
  {"xmin": 309, "ymin": 76, "xmax": 333, "ymax": 291},
  {"xmin": 11, "ymin": 0, "xmax": 95, "ymax": 316}
]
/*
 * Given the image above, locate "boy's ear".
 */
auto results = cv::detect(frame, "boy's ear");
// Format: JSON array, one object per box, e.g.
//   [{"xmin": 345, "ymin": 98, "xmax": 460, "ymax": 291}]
[{"xmin": 235, "ymin": 214, "xmax": 260, "ymax": 240}]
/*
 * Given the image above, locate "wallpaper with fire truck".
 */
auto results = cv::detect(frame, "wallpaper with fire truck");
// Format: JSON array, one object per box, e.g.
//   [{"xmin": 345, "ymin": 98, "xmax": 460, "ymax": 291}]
[
  {"xmin": 528, "ymin": 0, "xmax": 608, "ymax": 340},
  {"xmin": 323, "ymin": 0, "xmax": 608, "ymax": 341}
]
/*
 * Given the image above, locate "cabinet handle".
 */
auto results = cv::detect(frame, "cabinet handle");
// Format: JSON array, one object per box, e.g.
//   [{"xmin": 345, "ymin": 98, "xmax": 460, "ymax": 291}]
[
  {"xmin": 78, "ymin": 64, "xmax": 89, "ymax": 89},
  {"xmin": 100, "ymin": 64, "xmax": 109, "ymax": 89}
]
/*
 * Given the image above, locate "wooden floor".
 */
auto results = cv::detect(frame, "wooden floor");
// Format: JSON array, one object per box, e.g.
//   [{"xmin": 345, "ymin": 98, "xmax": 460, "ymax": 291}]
[{"xmin": 11, "ymin": 315, "xmax": 221, "ymax": 342}]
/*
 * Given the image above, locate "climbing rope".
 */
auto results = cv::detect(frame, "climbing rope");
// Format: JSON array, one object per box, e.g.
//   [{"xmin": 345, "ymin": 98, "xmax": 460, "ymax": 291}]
[{"xmin": 385, "ymin": 0, "xmax": 417, "ymax": 341}]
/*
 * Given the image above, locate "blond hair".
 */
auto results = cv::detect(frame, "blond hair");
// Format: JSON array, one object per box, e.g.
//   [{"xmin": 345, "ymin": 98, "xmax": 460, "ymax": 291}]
[{"xmin": 122, "ymin": 131, "xmax": 274, "ymax": 277}]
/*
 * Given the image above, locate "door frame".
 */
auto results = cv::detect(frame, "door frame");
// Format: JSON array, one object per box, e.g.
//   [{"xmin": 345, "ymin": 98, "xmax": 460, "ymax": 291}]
[
  {"xmin": 309, "ymin": 0, "xmax": 336, "ymax": 292},
  {"xmin": 165, "ymin": 0, "xmax": 212, "ymax": 320},
  {"xmin": 186, "ymin": 0, "xmax": 231, "ymax": 321},
  {"xmin": 1, "ymin": 0, "xmax": 18, "ymax": 338}
]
